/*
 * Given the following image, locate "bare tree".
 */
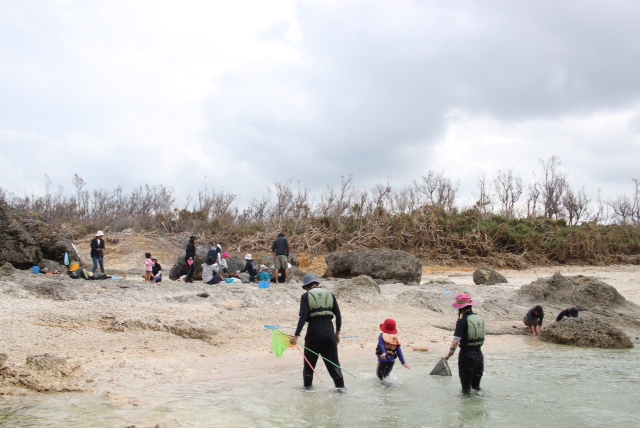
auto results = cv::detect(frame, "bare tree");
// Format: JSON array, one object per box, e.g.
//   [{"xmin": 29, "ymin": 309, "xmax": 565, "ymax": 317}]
[
  {"xmin": 562, "ymin": 187, "xmax": 591, "ymax": 225},
  {"xmin": 538, "ymin": 156, "xmax": 567, "ymax": 219},
  {"xmin": 609, "ymin": 178, "xmax": 640, "ymax": 225},
  {"xmin": 317, "ymin": 174, "xmax": 354, "ymax": 218},
  {"xmin": 526, "ymin": 183, "xmax": 541, "ymax": 218},
  {"xmin": 473, "ymin": 173, "xmax": 493, "ymax": 214},
  {"xmin": 414, "ymin": 171, "xmax": 459, "ymax": 212},
  {"xmin": 493, "ymin": 169, "xmax": 523, "ymax": 218}
]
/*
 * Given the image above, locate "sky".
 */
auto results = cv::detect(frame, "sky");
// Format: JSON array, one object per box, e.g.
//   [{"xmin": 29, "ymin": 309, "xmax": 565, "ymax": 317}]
[{"xmin": 1, "ymin": 0, "xmax": 639, "ymax": 211}]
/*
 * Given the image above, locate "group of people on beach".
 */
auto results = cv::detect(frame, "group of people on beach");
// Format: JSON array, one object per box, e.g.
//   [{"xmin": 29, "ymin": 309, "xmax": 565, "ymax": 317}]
[{"xmin": 182, "ymin": 233, "xmax": 291, "ymax": 285}]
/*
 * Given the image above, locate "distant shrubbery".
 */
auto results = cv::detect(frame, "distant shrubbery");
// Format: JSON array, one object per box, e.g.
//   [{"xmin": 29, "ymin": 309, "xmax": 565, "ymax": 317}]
[{"xmin": 1, "ymin": 157, "xmax": 638, "ymax": 267}]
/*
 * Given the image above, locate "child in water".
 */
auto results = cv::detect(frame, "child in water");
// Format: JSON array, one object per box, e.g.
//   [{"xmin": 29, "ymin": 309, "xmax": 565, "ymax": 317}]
[
  {"xmin": 376, "ymin": 318, "xmax": 410, "ymax": 380},
  {"xmin": 144, "ymin": 252, "xmax": 153, "ymax": 282}
]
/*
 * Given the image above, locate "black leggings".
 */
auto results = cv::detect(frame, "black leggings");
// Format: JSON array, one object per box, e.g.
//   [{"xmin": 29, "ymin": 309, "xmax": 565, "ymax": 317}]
[
  {"xmin": 376, "ymin": 361, "xmax": 395, "ymax": 380},
  {"xmin": 303, "ymin": 337, "xmax": 344, "ymax": 388}
]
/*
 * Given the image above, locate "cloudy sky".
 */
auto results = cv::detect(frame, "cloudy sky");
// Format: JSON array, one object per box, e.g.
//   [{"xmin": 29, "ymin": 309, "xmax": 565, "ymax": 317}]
[{"xmin": 1, "ymin": 0, "xmax": 639, "ymax": 210}]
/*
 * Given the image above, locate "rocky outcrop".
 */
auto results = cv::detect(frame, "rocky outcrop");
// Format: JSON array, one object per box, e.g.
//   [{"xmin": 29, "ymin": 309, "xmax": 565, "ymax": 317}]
[
  {"xmin": 472, "ymin": 266, "xmax": 508, "ymax": 285},
  {"xmin": 0, "ymin": 353, "xmax": 84, "ymax": 393},
  {"xmin": 334, "ymin": 275, "xmax": 381, "ymax": 298},
  {"xmin": 324, "ymin": 249, "xmax": 422, "ymax": 284},
  {"xmin": 168, "ymin": 246, "xmax": 209, "ymax": 280},
  {"xmin": 0, "ymin": 199, "xmax": 75, "ymax": 269},
  {"xmin": 518, "ymin": 273, "xmax": 627, "ymax": 307},
  {"xmin": 541, "ymin": 317, "xmax": 634, "ymax": 348}
]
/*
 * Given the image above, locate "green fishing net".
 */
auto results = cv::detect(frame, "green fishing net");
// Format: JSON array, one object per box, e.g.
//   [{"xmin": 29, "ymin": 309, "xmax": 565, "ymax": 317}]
[{"xmin": 272, "ymin": 330, "xmax": 291, "ymax": 358}]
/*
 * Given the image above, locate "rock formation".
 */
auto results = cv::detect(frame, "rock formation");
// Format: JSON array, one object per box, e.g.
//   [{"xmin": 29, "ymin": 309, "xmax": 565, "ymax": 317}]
[
  {"xmin": 472, "ymin": 266, "xmax": 508, "ymax": 285},
  {"xmin": 324, "ymin": 249, "xmax": 422, "ymax": 284},
  {"xmin": 541, "ymin": 316, "xmax": 633, "ymax": 348}
]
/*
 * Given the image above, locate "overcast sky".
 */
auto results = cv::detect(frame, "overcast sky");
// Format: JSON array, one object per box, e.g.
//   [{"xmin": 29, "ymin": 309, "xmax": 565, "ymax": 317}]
[{"xmin": 1, "ymin": 0, "xmax": 639, "ymax": 211}]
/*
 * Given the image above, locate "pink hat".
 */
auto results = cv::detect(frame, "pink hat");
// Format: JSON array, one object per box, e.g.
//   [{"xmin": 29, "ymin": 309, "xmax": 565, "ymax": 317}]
[
  {"xmin": 452, "ymin": 293, "xmax": 477, "ymax": 309},
  {"xmin": 222, "ymin": 253, "xmax": 230, "ymax": 259},
  {"xmin": 380, "ymin": 319, "xmax": 398, "ymax": 334}
]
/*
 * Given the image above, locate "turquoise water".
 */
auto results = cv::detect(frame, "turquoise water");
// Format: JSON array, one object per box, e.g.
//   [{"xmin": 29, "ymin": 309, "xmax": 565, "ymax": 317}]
[{"xmin": 1, "ymin": 338, "xmax": 637, "ymax": 427}]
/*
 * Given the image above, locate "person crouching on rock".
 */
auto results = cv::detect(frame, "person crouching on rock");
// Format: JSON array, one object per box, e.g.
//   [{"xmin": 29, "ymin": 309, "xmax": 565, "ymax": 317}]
[
  {"xmin": 523, "ymin": 305, "xmax": 544, "ymax": 336},
  {"xmin": 376, "ymin": 318, "xmax": 409, "ymax": 381},
  {"xmin": 445, "ymin": 293, "xmax": 486, "ymax": 394},
  {"xmin": 556, "ymin": 307, "xmax": 579, "ymax": 322}
]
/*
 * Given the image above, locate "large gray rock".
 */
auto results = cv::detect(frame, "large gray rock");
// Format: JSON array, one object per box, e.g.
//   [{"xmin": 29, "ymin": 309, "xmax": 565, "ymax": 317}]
[
  {"xmin": 518, "ymin": 273, "xmax": 627, "ymax": 307},
  {"xmin": 541, "ymin": 317, "xmax": 633, "ymax": 348},
  {"xmin": 324, "ymin": 249, "xmax": 422, "ymax": 284},
  {"xmin": 169, "ymin": 246, "xmax": 209, "ymax": 280},
  {"xmin": 472, "ymin": 266, "xmax": 508, "ymax": 285},
  {"xmin": 0, "ymin": 199, "xmax": 75, "ymax": 269}
]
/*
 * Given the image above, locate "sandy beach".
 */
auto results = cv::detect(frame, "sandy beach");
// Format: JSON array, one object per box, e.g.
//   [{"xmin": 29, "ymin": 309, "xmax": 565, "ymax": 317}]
[{"xmin": 1, "ymin": 261, "xmax": 639, "ymax": 401}]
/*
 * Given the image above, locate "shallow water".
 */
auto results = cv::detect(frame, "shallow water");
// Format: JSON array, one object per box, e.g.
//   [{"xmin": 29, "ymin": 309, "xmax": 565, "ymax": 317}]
[{"xmin": 1, "ymin": 338, "xmax": 637, "ymax": 427}]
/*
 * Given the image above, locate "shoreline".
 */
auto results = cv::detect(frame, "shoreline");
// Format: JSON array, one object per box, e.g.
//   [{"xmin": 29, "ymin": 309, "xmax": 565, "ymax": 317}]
[{"xmin": 1, "ymin": 264, "xmax": 639, "ymax": 398}]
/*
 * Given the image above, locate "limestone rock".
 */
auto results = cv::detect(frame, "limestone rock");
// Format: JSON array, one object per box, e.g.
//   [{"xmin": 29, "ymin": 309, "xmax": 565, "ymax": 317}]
[
  {"xmin": 541, "ymin": 317, "xmax": 633, "ymax": 348},
  {"xmin": 324, "ymin": 249, "xmax": 422, "ymax": 284},
  {"xmin": 472, "ymin": 266, "xmax": 508, "ymax": 285},
  {"xmin": 335, "ymin": 275, "xmax": 381, "ymax": 297},
  {"xmin": 518, "ymin": 273, "xmax": 627, "ymax": 307},
  {"xmin": 0, "ymin": 199, "xmax": 76, "ymax": 269}
]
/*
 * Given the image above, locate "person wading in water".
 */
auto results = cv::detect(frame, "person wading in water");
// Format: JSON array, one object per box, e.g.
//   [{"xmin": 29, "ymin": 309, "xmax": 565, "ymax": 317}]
[
  {"xmin": 445, "ymin": 293, "xmax": 486, "ymax": 394},
  {"xmin": 290, "ymin": 274, "xmax": 345, "ymax": 390}
]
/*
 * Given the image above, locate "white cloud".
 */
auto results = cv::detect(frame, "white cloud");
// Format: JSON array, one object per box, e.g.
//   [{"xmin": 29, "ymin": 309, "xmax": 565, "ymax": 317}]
[{"xmin": 1, "ymin": 0, "xmax": 639, "ymax": 211}]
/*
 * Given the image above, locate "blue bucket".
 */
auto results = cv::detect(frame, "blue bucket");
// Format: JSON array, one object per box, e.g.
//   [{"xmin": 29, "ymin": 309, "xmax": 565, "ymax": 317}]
[
  {"xmin": 258, "ymin": 280, "xmax": 270, "ymax": 289},
  {"xmin": 32, "ymin": 266, "xmax": 40, "ymax": 274}
]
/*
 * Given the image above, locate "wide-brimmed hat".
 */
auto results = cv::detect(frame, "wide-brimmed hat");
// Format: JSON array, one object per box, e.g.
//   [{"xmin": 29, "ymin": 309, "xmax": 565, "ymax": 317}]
[
  {"xmin": 96, "ymin": 230, "xmax": 104, "ymax": 237},
  {"xmin": 452, "ymin": 293, "xmax": 477, "ymax": 309},
  {"xmin": 244, "ymin": 254, "xmax": 252, "ymax": 260},
  {"xmin": 260, "ymin": 264, "xmax": 267, "ymax": 270},
  {"xmin": 302, "ymin": 273, "xmax": 319, "ymax": 289},
  {"xmin": 151, "ymin": 257, "xmax": 157, "ymax": 261},
  {"xmin": 380, "ymin": 318, "xmax": 397, "ymax": 334},
  {"xmin": 222, "ymin": 253, "xmax": 230, "ymax": 259}
]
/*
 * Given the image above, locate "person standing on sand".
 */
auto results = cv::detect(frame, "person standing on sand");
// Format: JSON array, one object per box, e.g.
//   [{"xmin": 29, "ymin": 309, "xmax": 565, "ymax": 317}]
[
  {"xmin": 185, "ymin": 236, "xmax": 197, "ymax": 283},
  {"xmin": 290, "ymin": 274, "xmax": 345, "ymax": 390},
  {"xmin": 445, "ymin": 293, "xmax": 485, "ymax": 394},
  {"xmin": 271, "ymin": 233, "xmax": 290, "ymax": 283},
  {"xmin": 90, "ymin": 231, "xmax": 106, "ymax": 274},
  {"xmin": 523, "ymin": 305, "xmax": 544, "ymax": 336},
  {"xmin": 144, "ymin": 252, "xmax": 153, "ymax": 282}
]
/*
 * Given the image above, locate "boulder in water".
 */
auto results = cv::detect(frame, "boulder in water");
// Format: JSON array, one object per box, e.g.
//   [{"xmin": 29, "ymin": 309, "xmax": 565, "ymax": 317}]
[{"xmin": 541, "ymin": 317, "xmax": 633, "ymax": 348}]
